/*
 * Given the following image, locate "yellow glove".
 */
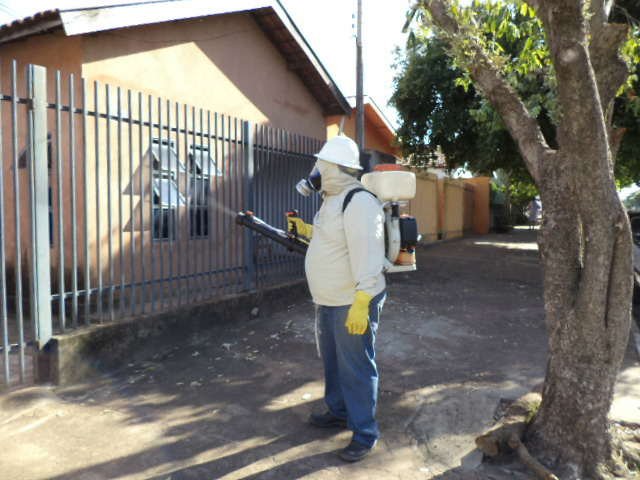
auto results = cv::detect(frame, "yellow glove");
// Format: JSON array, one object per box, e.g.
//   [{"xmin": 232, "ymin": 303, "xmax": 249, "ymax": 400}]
[
  {"xmin": 346, "ymin": 290, "xmax": 373, "ymax": 335},
  {"xmin": 287, "ymin": 216, "xmax": 313, "ymax": 239}
]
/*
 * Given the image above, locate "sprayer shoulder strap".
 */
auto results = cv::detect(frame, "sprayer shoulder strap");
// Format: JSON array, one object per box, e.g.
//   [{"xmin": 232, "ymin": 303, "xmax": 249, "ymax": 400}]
[{"xmin": 342, "ymin": 188, "xmax": 378, "ymax": 213}]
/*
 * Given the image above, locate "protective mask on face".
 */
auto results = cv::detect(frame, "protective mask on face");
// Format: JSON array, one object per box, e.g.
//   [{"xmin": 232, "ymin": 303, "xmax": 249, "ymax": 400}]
[{"xmin": 295, "ymin": 165, "xmax": 322, "ymax": 197}]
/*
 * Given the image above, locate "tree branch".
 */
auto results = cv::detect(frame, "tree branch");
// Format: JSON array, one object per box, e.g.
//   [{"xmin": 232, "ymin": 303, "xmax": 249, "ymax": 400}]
[
  {"xmin": 416, "ymin": 0, "xmax": 552, "ymax": 184},
  {"xmin": 589, "ymin": 0, "xmax": 615, "ymax": 28},
  {"xmin": 589, "ymin": 22, "xmax": 630, "ymax": 114},
  {"xmin": 586, "ymin": 0, "xmax": 630, "ymax": 156},
  {"xmin": 535, "ymin": 1, "xmax": 629, "ymax": 218}
]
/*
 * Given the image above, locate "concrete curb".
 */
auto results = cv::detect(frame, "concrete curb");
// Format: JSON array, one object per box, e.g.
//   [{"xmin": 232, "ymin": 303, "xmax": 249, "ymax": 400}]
[{"xmin": 40, "ymin": 280, "xmax": 309, "ymax": 386}]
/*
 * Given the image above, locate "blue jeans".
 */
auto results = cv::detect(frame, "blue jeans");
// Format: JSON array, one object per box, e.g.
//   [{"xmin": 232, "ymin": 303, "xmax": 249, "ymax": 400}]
[{"xmin": 317, "ymin": 290, "xmax": 386, "ymax": 447}]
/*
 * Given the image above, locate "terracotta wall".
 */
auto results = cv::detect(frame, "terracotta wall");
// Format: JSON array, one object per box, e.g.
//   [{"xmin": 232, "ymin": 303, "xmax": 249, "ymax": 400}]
[
  {"xmin": 465, "ymin": 177, "xmax": 491, "ymax": 234},
  {"xmin": 327, "ymin": 110, "xmax": 398, "ymax": 156},
  {"xmin": 0, "ymin": 32, "xmax": 83, "ymax": 83},
  {"xmin": 405, "ymin": 172, "xmax": 490, "ymax": 243},
  {"xmin": 405, "ymin": 172, "xmax": 439, "ymax": 243},
  {"xmin": 440, "ymin": 179, "xmax": 465, "ymax": 239}
]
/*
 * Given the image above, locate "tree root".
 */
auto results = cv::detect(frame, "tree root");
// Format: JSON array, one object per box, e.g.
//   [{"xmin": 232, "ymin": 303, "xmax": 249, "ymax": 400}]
[
  {"xmin": 475, "ymin": 391, "xmax": 541, "ymax": 456},
  {"xmin": 475, "ymin": 389, "xmax": 559, "ymax": 480},
  {"xmin": 508, "ymin": 435, "xmax": 559, "ymax": 480}
]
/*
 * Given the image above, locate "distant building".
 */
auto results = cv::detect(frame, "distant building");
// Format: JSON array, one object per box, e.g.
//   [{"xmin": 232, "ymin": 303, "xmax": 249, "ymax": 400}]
[{"xmin": 327, "ymin": 96, "xmax": 399, "ymax": 171}]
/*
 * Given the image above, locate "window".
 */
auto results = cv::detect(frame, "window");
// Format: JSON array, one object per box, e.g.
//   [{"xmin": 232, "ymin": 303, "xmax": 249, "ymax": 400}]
[
  {"xmin": 151, "ymin": 138, "xmax": 184, "ymax": 176},
  {"xmin": 150, "ymin": 138, "xmax": 185, "ymax": 240},
  {"xmin": 189, "ymin": 144, "xmax": 222, "ymax": 177},
  {"xmin": 187, "ymin": 145, "xmax": 219, "ymax": 238}
]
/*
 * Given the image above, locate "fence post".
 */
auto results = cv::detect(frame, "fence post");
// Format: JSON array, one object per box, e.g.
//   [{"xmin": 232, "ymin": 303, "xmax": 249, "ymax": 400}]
[
  {"xmin": 242, "ymin": 121, "xmax": 255, "ymax": 291},
  {"xmin": 28, "ymin": 64, "xmax": 53, "ymax": 348}
]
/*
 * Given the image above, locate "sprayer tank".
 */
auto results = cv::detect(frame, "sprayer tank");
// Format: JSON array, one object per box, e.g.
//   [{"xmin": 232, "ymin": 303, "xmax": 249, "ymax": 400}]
[{"xmin": 361, "ymin": 171, "xmax": 416, "ymax": 202}]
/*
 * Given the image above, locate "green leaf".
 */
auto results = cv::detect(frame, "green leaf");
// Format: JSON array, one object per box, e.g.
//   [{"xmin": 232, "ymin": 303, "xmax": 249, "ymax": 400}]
[{"xmin": 520, "ymin": 3, "xmax": 528, "ymax": 16}]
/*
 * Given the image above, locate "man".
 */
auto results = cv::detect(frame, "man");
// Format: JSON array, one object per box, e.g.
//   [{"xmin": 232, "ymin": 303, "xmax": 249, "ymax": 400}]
[
  {"xmin": 528, "ymin": 197, "xmax": 541, "ymax": 230},
  {"xmin": 288, "ymin": 135, "xmax": 386, "ymax": 462}
]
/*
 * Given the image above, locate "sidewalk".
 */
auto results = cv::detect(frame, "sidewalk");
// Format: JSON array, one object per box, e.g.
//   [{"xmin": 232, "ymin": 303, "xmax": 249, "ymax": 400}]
[{"xmin": 1, "ymin": 228, "xmax": 638, "ymax": 480}]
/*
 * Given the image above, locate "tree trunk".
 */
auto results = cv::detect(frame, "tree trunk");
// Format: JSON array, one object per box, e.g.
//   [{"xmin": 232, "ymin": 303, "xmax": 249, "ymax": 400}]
[
  {"xmin": 528, "ymin": 164, "xmax": 632, "ymax": 478},
  {"xmin": 523, "ymin": 4, "xmax": 634, "ymax": 478},
  {"xmin": 417, "ymin": 1, "xmax": 634, "ymax": 477}
]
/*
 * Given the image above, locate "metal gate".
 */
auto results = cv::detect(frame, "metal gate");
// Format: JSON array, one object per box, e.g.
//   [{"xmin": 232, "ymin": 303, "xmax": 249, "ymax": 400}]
[{"xmin": 0, "ymin": 61, "xmax": 322, "ymax": 389}]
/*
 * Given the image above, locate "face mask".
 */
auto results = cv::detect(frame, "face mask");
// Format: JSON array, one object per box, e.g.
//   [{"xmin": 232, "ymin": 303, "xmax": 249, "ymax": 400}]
[{"xmin": 295, "ymin": 165, "xmax": 322, "ymax": 197}]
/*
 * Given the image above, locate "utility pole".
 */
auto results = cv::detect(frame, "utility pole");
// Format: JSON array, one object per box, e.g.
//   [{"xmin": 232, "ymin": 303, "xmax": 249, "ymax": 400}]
[{"xmin": 355, "ymin": 0, "xmax": 365, "ymax": 152}]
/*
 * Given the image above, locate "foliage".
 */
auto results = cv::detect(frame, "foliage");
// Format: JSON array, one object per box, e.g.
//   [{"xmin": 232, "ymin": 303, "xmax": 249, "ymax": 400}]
[
  {"xmin": 492, "ymin": 171, "xmax": 538, "ymax": 224},
  {"xmin": 623, "ymin": 189, "xmax": 640, "ymax": 209},
  {"xmin": 390, "ymin": 38, "xmax": 482, "ymax": 170},
  {"xmin": 613, "ymin": 0, "xmax": 640, "ymax": 187},
  {"xmin": 392, "ymin": 0, "xmax": 640, "ymax": 188},
  {"xmin": 391, "ymin": 2, "xmax": 550, "ymax": 188}
]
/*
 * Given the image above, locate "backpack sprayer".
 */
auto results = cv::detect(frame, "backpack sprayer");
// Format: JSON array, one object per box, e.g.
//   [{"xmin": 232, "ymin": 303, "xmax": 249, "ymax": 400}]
[
  {"xmin": 235, "ymin": 165, "xmax": 419, "ymax": 273},
  {"xmin": 362, "ymin": 166, "xmax": 419, "ymax": 273}
]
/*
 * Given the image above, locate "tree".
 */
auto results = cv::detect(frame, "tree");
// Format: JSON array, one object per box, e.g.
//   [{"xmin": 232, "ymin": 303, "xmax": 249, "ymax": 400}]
[
  {"xmin": 406, "ymin": 1, "xmax": 637, "ymax": 478},
  {"xmin": 390, "ymin": 33, "xmax": 536, "ymax": 216},
  {"xmin": 623, "ymin": 189, "xmax": 640, "ymax": 210},
  {"xmin": 391, "ymin": 3, "xmax": 556, "ymax": 224},
  {"xmin": 612, "ymin": 0, "xmax": 640, "ymax": 187},
  {"xmin": 393, "ymin": 1, "xmax": 640, "ymax": 202},
  {"xmin": 391, "ymin": 3, "xmax": 552, "ymax": 181}
]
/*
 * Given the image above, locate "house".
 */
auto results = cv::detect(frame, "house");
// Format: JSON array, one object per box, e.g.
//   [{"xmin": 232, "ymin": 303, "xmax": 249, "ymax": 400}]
[
  {"xmin": 0, "ymin": 0, "xmax": 350, "ymax": 385},
  {"xmin": 327, "ymin": 96, "xmax": 399, "ymax": 170},
  {"xmin": 0, "ymin": 0, "xmax": 350, "ymax": 139}
]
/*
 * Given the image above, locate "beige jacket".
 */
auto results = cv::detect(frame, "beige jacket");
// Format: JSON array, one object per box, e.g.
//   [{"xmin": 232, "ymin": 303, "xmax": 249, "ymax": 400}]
[{"xmin": 305, "ymin": 160, "xmax": 386, "ymax": 306}]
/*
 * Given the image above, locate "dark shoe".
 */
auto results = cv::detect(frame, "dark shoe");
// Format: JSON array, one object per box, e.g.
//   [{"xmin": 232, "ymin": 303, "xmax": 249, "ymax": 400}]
[
  {"xmin": 308, "ymin": 412, "xmax": 347, "ymax": 429},
  {"xmin": 338, "ymin": 439, "xmax": 375, "ymax": 462}
]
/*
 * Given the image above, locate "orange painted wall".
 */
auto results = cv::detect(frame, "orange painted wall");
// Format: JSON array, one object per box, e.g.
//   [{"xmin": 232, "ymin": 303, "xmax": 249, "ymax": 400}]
[
  {"xmin": 327, "ymin": 110, "xmax": 398, "ymax": 156},
  {"xmin": 465, "ymin": 177, "xmax": 491, "ymax": 234},
  {"xmin": 0, "ymin": 32, "xmax": 84, "ymax": 271},
  {"xmin": 0, "ymin": 31, "xmax": 83, "ymax": 82},
  {"xmin": 440, "ymin": 179, "xmax": 465, "ymax": 239},
  {"xmin": 404, "ymin": 171, "xmax": 439, "ymax": 242},
  {"xmin": 81, "ymin": 13, "xmax": 327, "ymax": 140},
  {"xmin": 0, "ymin": 14, "xmax": 331, "ymax": 284}
]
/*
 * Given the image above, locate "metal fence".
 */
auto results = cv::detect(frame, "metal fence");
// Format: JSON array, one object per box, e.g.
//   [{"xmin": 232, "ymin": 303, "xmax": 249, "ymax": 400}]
[{"xmin": 0, "ymin": 61, "xmax": 322, "ymax": 388}]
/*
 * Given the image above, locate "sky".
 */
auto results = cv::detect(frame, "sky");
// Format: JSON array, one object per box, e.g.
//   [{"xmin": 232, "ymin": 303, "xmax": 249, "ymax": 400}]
[{"xmin": 0, "ymin": 0, "xmax": 411, "ymax": 127}]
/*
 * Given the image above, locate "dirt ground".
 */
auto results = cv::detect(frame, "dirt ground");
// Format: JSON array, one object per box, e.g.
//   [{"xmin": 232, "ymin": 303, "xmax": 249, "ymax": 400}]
[{"xmin": 1, "ymin": 227, "xmax": 639, "ymax": 480}]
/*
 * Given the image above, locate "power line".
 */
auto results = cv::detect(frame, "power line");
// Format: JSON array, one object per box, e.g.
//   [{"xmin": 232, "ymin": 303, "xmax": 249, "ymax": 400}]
[{"xmin": 0, "ymin": 4, "xmax": 21, "ymax": 20}]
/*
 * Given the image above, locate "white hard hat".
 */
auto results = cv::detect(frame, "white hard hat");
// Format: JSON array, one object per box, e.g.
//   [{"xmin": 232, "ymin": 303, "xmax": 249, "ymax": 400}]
[{"xmin": 314, "ymin": 135, "xmax": 362, "ymax": 170}]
